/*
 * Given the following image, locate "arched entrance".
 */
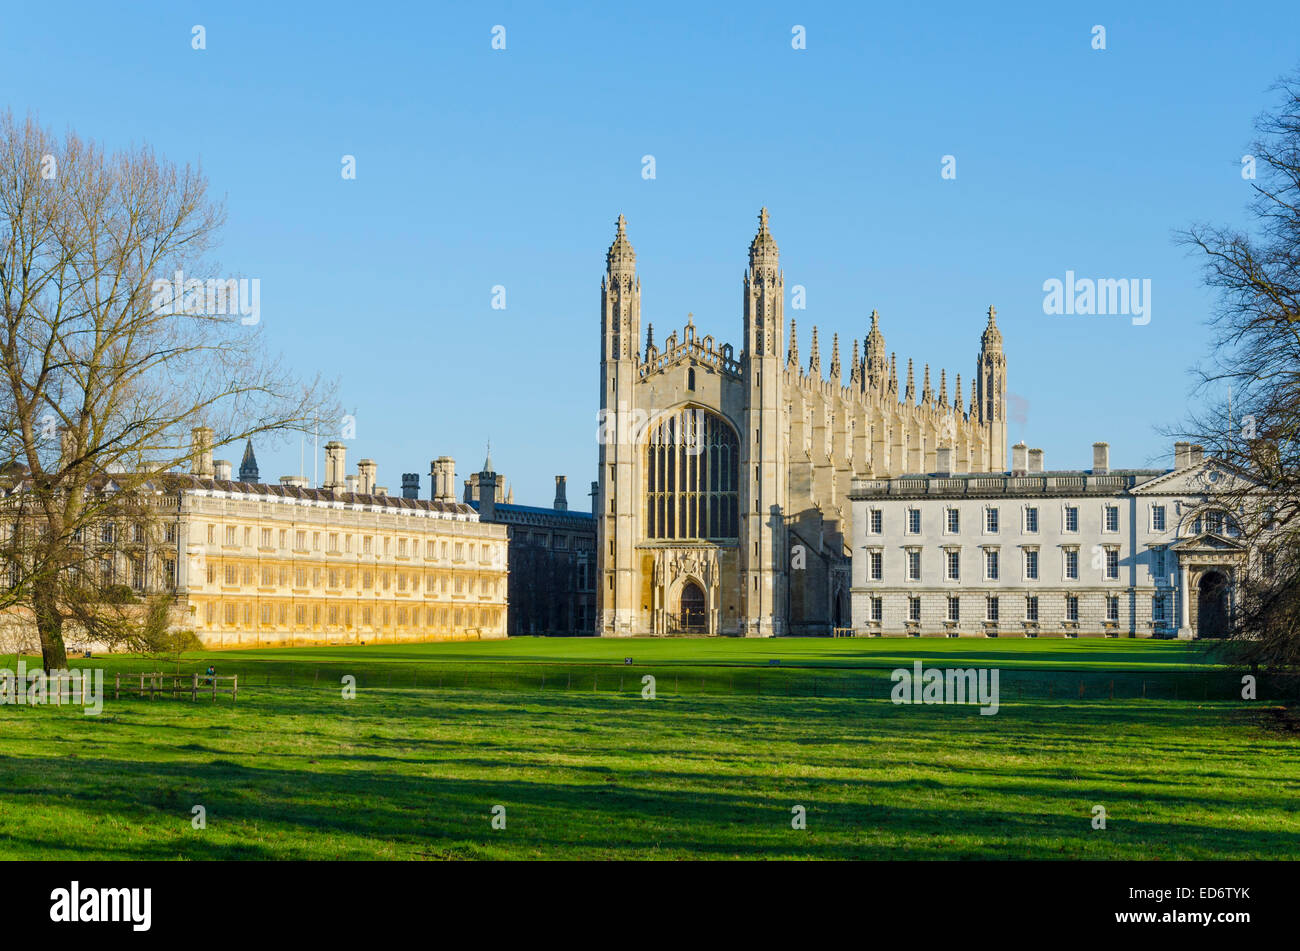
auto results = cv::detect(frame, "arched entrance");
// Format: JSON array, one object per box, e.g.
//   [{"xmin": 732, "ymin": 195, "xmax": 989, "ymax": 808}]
[
  {"xmin": 1197, "ymin": 571, "xmax": 1229, "ymax": 638},
  {"xmin": 679, "ymin": 580, "xmax": 707, "ymax": 633}
]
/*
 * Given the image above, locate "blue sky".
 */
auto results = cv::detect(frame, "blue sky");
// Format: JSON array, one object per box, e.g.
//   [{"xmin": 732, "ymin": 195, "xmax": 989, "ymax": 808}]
[{"xmin": 3, "ymin": 1, "xmax": 1297, "ymax": 501}]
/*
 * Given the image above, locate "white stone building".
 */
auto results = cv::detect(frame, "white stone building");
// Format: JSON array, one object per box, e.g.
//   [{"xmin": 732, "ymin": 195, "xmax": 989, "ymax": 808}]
[{"xmin": 848, "ymin": 441, "xmax": 1265, "ymax": 638}]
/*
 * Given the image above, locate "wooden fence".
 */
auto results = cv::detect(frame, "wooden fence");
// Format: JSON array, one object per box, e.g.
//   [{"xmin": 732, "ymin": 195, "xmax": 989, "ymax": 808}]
[{"xmin": 112, "ymin": 672, "xmax": 238, "ymax": 701}]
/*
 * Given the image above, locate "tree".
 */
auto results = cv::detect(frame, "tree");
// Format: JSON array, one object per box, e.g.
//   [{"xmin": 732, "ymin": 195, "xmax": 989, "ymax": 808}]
[
  {"xmin": 0, "ymin": 111, "xmax": 334, "ymax": 670},
  {"xmin": 1177, "ymin": 69, "xmax": 1300, "ymax": 666}
]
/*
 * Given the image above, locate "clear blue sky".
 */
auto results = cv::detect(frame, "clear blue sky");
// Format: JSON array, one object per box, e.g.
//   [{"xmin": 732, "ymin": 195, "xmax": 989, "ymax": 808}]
[{"xmin": 3, "ymin": 1, "xmax": 1297, "ymax": 501}]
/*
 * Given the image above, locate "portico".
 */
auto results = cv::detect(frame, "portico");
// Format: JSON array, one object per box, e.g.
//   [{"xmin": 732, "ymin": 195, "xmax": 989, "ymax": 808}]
[{"xmin": 1171, "ymin": 534, "xmax": 1247, "ymax": 639}]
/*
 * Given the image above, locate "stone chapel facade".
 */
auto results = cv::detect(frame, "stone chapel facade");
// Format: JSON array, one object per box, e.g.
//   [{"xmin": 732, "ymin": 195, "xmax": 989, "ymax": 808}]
[{"xmin": 596, "ymin": 209, "xmax": 1009, "ymax": 637}]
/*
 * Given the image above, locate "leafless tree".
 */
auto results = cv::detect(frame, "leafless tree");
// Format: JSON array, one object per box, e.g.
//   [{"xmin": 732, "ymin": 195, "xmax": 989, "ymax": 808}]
[
  {"xmin": 0, "ymin": 111, "xmax": 335, "ymax": 669},
  {"xmin": 1177, "ymin": 69, "xmax": 1300, "ymax": 666}
]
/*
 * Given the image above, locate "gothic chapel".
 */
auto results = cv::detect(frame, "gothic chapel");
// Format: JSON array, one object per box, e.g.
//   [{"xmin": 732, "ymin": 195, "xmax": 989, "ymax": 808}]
[{"xmin": 596, "ymin": 210, "xmax": 1007, "ymax": 636}]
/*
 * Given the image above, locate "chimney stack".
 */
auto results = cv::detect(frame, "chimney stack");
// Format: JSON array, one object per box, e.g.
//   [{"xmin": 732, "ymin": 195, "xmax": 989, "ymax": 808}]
[
  {"xmin": 344, "ymin": 475, "xmax": 358, "ymax": 494},
  {"xmin": 1189, "ymin": 444, "xmax": 1204, "ymax": 466},
  {"xmin": 402, "ymin": 473, "xmax": 420, "ymax": 499},
  {"xmin": 478, "ymin": 472, "xmax": 497, "ymax": 521},
  {"xmin": 357, "ymin": 458, "xmax": 377, "ymax": 495},
  {"xmin": 431, "ymin": 457, "xmax": 456, "ymax": 503},
  {"xmin": 323, "ymin": 441, "xmax": 346, "ymax": 492},
  {"xmin": 935, "ymin": 447, "xmax": 953, "ymax": 476},
  {"xmin": 1174, "ymin": 441, "xmax": 1192, "ymax": 470},
  {"xmin": 1092, "ymin": 441, "xmax": 1110, "ymax": 475},
  {"xmin": 590, "ymin": 480, "xmax": 599, "ymax": 517},
  {"xmin": 554, "ymin": 475, "xmax": 568, "ymax": 510},
  {"xmin": 214, "ymin": 459, "xmax": 232, "ymax": 481},
  {"xmin": 373, "ymin": 485, "xmax": 387, "ymax": 496},
  {"xmin": 280, "ymin": 475, "xmax": 308, "ymax": 489},
  {"xmin": 1028, "ymin": 448, "xmax": 1044, "ymax": 474},
  {"xmin": 191, "ymin": 426, "xmax": 214, "ymax": 478},
  {"xmin": 1011, "ymin": 442, "xmax": 1028, "ymax": 476}
]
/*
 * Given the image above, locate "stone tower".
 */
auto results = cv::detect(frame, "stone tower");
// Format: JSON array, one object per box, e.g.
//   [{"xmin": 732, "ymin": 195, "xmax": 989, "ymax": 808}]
[
  {"xmin": 741, "ymin": 208, "xmax": 787, "ymax": 636},
  {"xmin": 597, "ymin": 214, "xmax": 641, "ymax": 636},
  {"xmin": 976, "ymin": 305, "xmax": 1008, "ymax": 471}
]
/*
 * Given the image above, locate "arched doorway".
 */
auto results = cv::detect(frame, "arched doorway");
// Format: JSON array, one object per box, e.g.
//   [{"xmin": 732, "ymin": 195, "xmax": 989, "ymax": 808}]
[
  {"xmin": 1197, "ymin": 571, "xmax": 1229, "ymax": 638},
  {"xmin": 679, "ymin": 580, "xmax": 707, "ymax": 633}
]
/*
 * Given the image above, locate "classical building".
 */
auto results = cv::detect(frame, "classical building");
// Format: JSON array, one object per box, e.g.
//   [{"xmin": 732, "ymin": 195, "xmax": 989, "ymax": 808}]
[
  {"xmin": 848, "ymin": 440, "xmax": 1265, "ymax": 638},
  {"xmin": 2, "ymin": 430, "xmax": 510, "ymax": 651},
  {"xmin": 596, "ymin": 209, "xmax": 1008, "ymax": 637},
  {"xmin": 457, "ymin": 450, "xmax": 597, "ymax": 635}
]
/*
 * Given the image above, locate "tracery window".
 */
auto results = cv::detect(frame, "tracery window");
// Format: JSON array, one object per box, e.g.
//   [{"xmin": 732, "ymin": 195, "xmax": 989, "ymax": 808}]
[{"xmin": 645, "ymin": 408, "xmax": 739, "ymax": 540}]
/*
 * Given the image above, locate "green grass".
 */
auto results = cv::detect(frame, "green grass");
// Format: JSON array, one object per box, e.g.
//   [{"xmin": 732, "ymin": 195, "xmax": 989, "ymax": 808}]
[{"xmin": 1, "ymin": 637, "xmax": 1297, "ymax": 859}]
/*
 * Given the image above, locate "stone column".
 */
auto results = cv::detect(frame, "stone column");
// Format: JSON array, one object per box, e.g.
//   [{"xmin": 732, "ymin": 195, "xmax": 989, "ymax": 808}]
[{"xmin": 1177, "ymin": 562, "xmax": 1192, "ymax": 638}]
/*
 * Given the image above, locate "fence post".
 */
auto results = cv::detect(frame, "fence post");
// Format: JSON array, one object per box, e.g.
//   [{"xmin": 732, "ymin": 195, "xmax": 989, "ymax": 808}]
[
  {"xmin": 212, "ymin": 675, "xmax": 217, "ymax": 700},
  {"xmin": 233, "ymin": 674, "xmax": 238, "ymax": 701},
  {"xmin": 192, "ymin": 673, "xmax": 198, "ymax": 701},
  {"xmin": 140, "ymin": 672, "xmax": 144, "ymax": 698},
  {"xmin": 114, "ymin": 672, "xmax": 120, "ymax": 701}
]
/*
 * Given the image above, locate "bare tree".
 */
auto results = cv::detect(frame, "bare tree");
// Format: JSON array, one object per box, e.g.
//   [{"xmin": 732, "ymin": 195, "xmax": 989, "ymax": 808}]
[
  {"xmin": 1177, "ymin": 69, "xmax": 1300, "ymax": 666},
  {"xmin": 0, "ymin": 111, "xmax": 334, "ymax": 669}
]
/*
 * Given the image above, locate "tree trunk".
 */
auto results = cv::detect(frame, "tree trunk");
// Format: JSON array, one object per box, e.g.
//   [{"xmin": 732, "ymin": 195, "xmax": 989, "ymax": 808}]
[{"xmin": 33, "ymin": 579, "xmax": 67, "ymax": 670}]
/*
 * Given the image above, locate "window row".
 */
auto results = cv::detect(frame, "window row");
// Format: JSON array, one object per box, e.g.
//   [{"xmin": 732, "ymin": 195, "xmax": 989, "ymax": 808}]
[
  {"xmin": 866, "ymin": 593, "xmax": 1174, "ymax": 625},
  {"xmin": 202, "ymin": 601, "xmax": 501, "ymax": 631}
]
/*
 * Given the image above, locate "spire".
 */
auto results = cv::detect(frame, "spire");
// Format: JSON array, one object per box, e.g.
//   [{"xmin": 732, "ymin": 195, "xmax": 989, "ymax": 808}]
[
  {"xmin": 849, "ymin": 339, "xmax": 862, "ymax": 386},
  {"xmin": 606, "ymin": 214, "xmax": 636, "ymax": 277},
  {"xmin": 981, "ymin": 304, "xmax": 1003, "ymax": 351},
  {"xmin": 865, "ymin": 308, "xmax": 887, "ymax": 384},
  {"xmin": 922, "ymin": 364, "xmax": 933, "ymax": 405},
  {"xmin": 939, "ymin": 369, "xmax": 948, "ymax": 406},
  {"xmin": 644, "ymin": 323, "xmax": 655, "ymax": 358},
  {"xmin": 809, "ymin": 326, "xmax": 821, "ymax": 375},
  {"xmin": 748, "ymin": 206, "xmax": 779, "ymax": 272},
  {"xmin": 955, "ymin": 373, "xmax": 964, "ymax": 413},
  {"xmin": 787, "ymin": 319, "xmax": 799, "ymax": 368},
  {"xmin": 482, "ymin": 440, "xmax": 494, "ymax": 473},
  {"xmin": 889, "ymin": 352, "xmax": 898, "ymax": 394},
  {"xmin": 238, "ymin": 440, "xmax": 259, "ymax": 483},
  {"xmin": 829, "ymin": 333, "xmax": 841, "ymax": 382},
  {"xmin": 970, "ymin": 377, "xmax": 978, "ymax": 412},
  {"xmin": 904, "ymin": 359, "xmax": 915, "ymax": 403}
]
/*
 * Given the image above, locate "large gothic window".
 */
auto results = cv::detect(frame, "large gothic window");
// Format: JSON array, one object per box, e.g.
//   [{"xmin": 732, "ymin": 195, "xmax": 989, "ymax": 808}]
[{"xmin": 645, "ymin": 408, "xmax": 739, "ymax": 540}]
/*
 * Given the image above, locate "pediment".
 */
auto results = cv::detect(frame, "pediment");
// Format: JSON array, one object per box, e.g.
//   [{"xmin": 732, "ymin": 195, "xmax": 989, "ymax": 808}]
[
  {"xmin": 1131, "ymin": 458, "xmax": 1264, "ymax": 496},
  {"xmin": 1169, "ymin": 532, "xmax": 1249, "ymax": 553}
]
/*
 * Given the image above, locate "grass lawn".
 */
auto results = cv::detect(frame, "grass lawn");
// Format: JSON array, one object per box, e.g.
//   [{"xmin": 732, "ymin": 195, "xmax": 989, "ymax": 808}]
[{"xmin": 1, "ymin": 637, "xmax": 1297, "ymax": 859}]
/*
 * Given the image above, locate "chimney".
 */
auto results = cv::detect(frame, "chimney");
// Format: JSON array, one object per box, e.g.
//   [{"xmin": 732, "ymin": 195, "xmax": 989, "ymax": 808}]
[
  {"xmin": 214, "ymin": 459, "xmax": 232, "ymax": 481},
  {"xmin": 478, "ymin": 472, "xmax": 497, "ymax": 521},
  {"xmin": 357, "ymin": 458, "xmax": 377, "ymax": 495},
  {"xmin": 280, "ymin": 475, "xmax": 308, "ymax": 489},
  {"xmin": 402, "ymin": 473, "xmax": 419, "ymax": 499},
  {"xmin": 1011, "ymin": 442, "xmax": 1028, "ymax": 476},
  {"xmin": 590, "ymin": 480, "xmax": 599, "ymax": 517},
  {"xmin": 344, "ymin": 474, "xmax": 358, "ymax": 494},
  {"xmin": 1028, "ymin": 448, "xmax": 1044, "ymax": 473},
  {"xmin": 324, "ymin": 441, "xmax": 346, "ymax": 491},
  {"xmin": 935, "ymin": 447, "xmax": 953, "ymax": 476},
  {"xmin": 1092, "ymin": 441, "xmax": 1110, "ymax": 475},
  {"xmin": 431, "ymin": 457, "xmax": 456, "ymax": 503},
  {"xmin": 1189, "ymin": 444, "xmax": 1204, "ymax": 466},
  {"xmin": 554, "ymin": 475, "xmax": 568, "ymax": 510},
  {"xmin": 191, "ymin": 426, "xmax": 214, "ymax": 478},
  {"xmin": 1174, "ymin": 441, "xmax": 1191, "ymax": 470},
  {"xmin": 373, "ymin": 485, "xmax": 387, "ymax": 496}
]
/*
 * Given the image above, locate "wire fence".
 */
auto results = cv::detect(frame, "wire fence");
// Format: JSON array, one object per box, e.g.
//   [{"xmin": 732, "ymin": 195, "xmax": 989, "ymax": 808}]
[{"xmin": 100, "ymin": 663, "xmax": 1300, "ymax": 704}]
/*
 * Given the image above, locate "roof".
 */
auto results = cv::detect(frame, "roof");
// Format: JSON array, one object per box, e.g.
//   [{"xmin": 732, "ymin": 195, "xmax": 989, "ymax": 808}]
[{"xmin": 469, "ymin": 499, "xmax": 595, "ymax": 526}]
